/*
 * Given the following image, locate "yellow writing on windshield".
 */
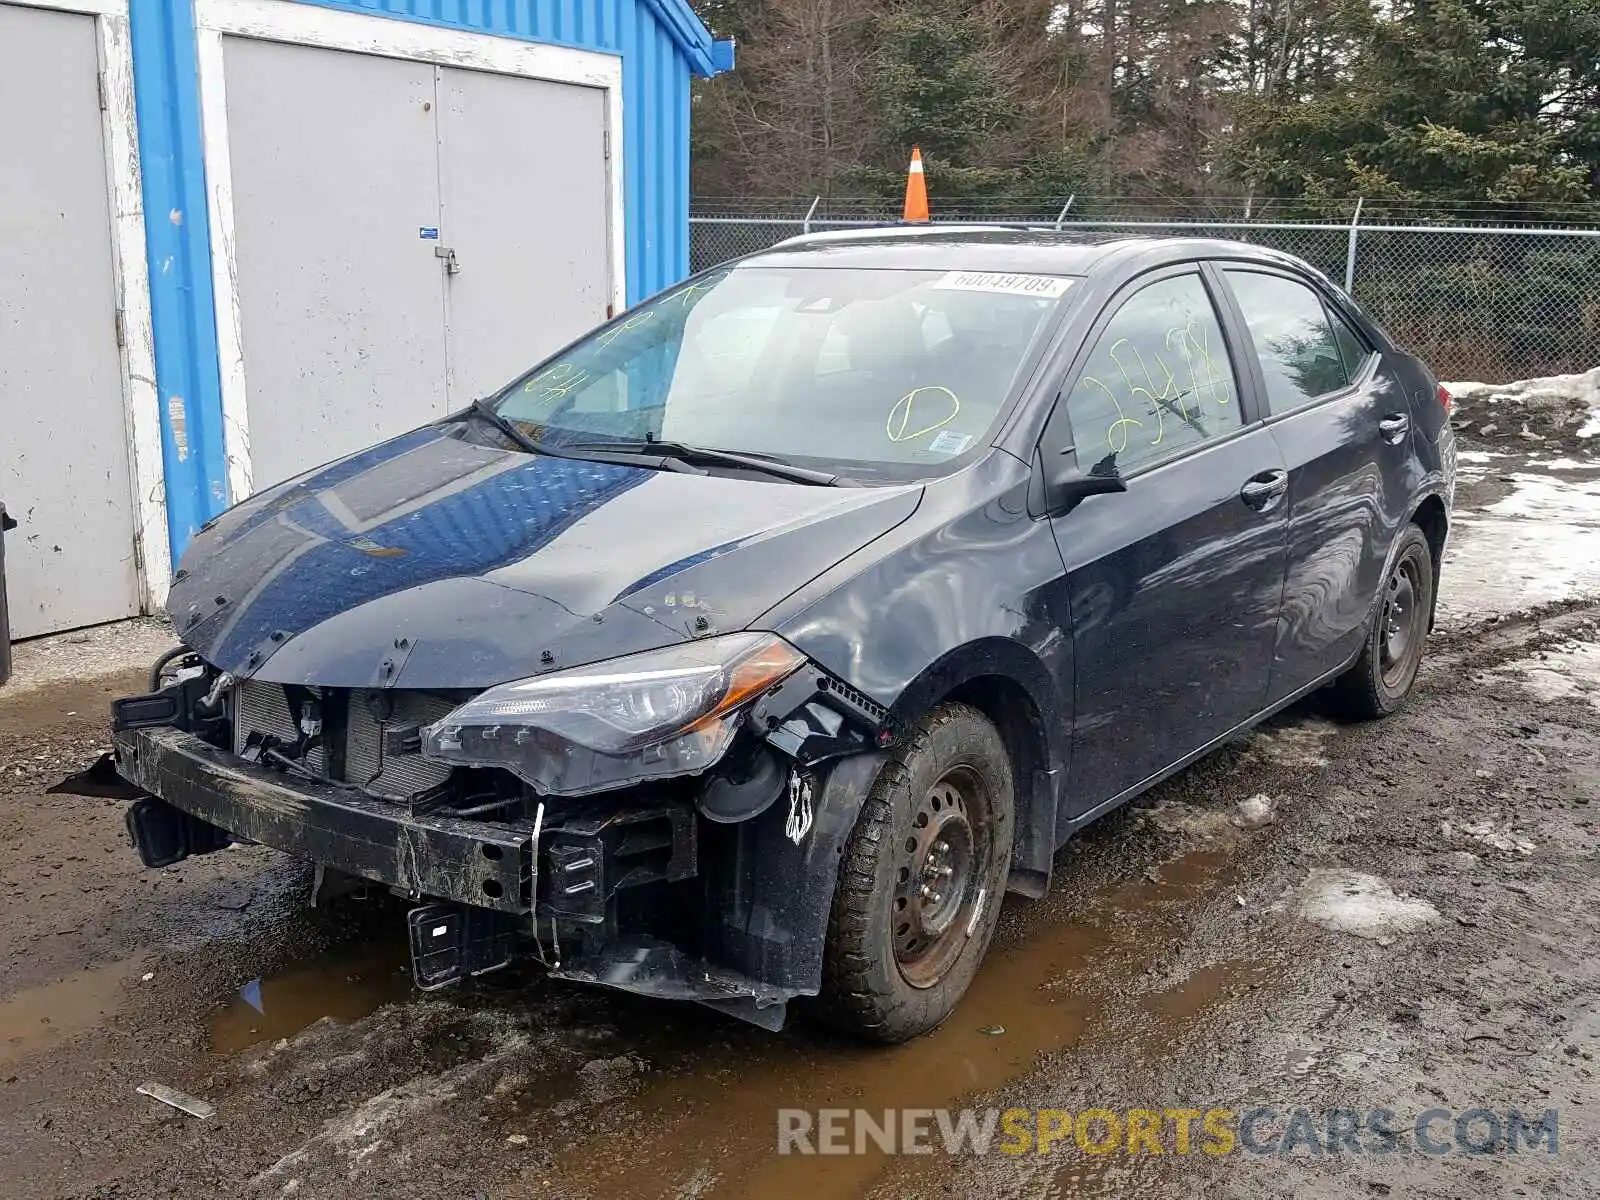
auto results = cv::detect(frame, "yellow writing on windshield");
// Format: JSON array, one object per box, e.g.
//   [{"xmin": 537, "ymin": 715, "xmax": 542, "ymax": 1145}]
[
  {"xmin": 673, "ymin": 274, "xmax": 727, "ymax": 309},
  {"xmin": 522, "ymin": 361, "xmax": 589, "ymax": 402},
  {"xmin": 886, "ymin": 387, "xmax": 961, "ymax": 442},
  {"xmin": 595, "ymin": 309, "xmax": 659, "ymax": 350}
]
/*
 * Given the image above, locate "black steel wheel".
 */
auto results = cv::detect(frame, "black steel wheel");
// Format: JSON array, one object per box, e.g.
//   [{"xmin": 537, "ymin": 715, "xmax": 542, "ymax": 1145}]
[
  {"xmin": 814, "ymin": 703, "xmax": 1014, "ymax": 1043},
  {"xmin": 1329, "ymin": 524, "xmax": 1435, "ymax": 719}
]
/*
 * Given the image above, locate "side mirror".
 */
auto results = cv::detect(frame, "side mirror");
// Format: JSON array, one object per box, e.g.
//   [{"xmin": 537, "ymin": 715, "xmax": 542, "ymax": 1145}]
[{"xmin": 1034, "ymin": 446, "xmax": 1127, "ymax": 519}]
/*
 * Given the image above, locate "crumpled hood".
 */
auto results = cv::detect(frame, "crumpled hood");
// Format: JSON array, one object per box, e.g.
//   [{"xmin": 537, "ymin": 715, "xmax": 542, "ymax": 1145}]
[{"xmin": 168, "ymin": 427, "xmax": 922, "ymax": 688}]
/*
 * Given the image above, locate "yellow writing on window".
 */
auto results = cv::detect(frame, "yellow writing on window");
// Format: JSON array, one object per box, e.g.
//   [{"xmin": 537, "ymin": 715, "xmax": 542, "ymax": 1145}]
[
  {"xmin": 885, "ymin": 387, "xmax": 961, "ymax": 442},
  {"xmin": 1082, "ymin": 317, "xmax": 1232, "ymax": 459},
  {"xmin": 522, "ymin": 361, "xmax": 590, "ymax": 402},
  {"xmin": 595, "ymin": 309, "xmax": 659, "ymax": 349}
]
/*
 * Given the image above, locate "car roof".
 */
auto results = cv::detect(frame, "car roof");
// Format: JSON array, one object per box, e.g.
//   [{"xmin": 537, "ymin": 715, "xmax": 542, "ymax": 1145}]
[{"xmin": 740, "ymin": 226, "xmax": 1314, "ymax": 279}]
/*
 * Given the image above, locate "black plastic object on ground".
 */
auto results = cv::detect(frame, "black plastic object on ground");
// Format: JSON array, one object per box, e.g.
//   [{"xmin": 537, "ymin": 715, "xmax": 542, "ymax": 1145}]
[{"xmin": 0, "ymin": 502, "xmax": 15, "ymax": 686}]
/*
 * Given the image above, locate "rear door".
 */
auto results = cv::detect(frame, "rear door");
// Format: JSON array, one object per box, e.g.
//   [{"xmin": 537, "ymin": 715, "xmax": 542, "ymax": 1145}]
[
  {"xmin": 1043, "ymin": 268, "xmax": 1289, "ymax": 815},
  {"xmin": 1213, "ymin": 266, "xmax": 1416, "ymax": 701}
]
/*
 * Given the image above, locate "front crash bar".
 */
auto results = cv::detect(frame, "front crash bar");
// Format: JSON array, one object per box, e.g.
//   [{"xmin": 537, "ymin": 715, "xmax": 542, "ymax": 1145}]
[{"xmin": 111, "ymin": 726, "xmax": 532, "ymax": 913}]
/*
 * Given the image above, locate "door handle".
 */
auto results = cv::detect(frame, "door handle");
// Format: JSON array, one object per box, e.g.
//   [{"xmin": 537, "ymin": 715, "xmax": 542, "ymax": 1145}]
[
  {"xmin": 1240, "ymin": 469, "xmax": 1288, "ymax": 512},
  {"xmin": 1379, "ymin": 413, "xmax": 1410, "ymax": 443}
]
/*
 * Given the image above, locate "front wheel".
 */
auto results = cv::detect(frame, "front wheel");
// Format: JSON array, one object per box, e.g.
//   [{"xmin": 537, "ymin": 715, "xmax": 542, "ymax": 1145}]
[
  {"xmin": 1328, "ymin": 524, "xmax": 1435, "ymax": 719},
  {"xmin": 814, "ymin": 702, "xmax": 1014, "ymax": 1043}
]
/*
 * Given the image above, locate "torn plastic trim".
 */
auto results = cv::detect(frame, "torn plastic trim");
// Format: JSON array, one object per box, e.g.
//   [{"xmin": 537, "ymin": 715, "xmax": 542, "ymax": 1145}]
[
  {"xmin": 687, "ymin": 658, "xmax": 894, "ymax": 826},
  {"xmin": 549, "ymin": 936, "xmax": 799, "ymax": 1032},
  {"xmin": 750, "ymin": 660, "xmax": 896, "ymax": 768}
]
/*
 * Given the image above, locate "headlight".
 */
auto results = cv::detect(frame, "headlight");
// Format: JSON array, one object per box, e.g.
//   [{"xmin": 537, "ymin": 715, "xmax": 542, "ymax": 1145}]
[{"xmin": 421, "ymin": 633, "xmax": 806, "ymax": 796}]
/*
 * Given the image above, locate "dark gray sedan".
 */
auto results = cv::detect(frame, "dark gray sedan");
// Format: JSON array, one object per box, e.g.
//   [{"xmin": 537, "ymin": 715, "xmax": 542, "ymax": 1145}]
[{"xmin": 90, "ymin": 229, "xmax": 1454, "ymax": 1042}]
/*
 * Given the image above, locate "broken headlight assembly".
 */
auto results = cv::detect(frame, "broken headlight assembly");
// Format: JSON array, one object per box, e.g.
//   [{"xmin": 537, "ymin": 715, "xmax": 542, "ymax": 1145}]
[{"xmin": 420, "ymin": 633, "xmax": 807, "ymax": 796}]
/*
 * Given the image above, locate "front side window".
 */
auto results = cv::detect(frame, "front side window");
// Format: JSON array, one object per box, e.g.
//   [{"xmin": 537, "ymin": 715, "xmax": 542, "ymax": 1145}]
[
  {"xmin": 1058, "ymin": 273, "xmax": 1241, "ymax": 475},
  {"xmin": 491, "ymin": 266, "xmax": 1076, "ymax": 483},
  {"xmin": 1224, "ymin": 270, "xmax": 1353, "ymax": 415}
]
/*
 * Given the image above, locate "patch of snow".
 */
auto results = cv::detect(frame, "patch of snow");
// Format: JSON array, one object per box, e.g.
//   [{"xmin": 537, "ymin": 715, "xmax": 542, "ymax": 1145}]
[
  {"xmin": 1240, "ymin": 716, "xmax": 1337, "ymax": 768},
  {"xmin": 1137, "ymin": 801, "xmax": 1236, "ymax": 840},
  {"xmin": 1487, "ymin": 473, "xmax": 1600, "ymax": 523},
  {"xmin": 1455, "ymin": 450, "xmax": 1503, "ymax": 464},
  {"xmin": 1233, "ymin": 793, "xmax": 1278, "ymax": 829},
  {"xmin": 1528, "ymin": 457, "xmax": 1594, "ymax": 471},
  {"xmin": 1444, "ymin": 366, "xmax": 1600, "ymax": 412},
  {"xmin": 1496, "ymin": 641, "xmax": 1600, "ymax": 712},
  {"xmin": 1443, "ymin": 819, "xmax": 1536, "ymax": 856},
  {"xmin": 1439, "ymin": 516, "xmax": 1600, "ymax": 625},
  {"xmin": 1298, "ymin": 870, "xmax": 1440, "ymax": 940},
  {"xmin": 252, "ymin": 1029, "xmax": 532, "ymax": 1184}
]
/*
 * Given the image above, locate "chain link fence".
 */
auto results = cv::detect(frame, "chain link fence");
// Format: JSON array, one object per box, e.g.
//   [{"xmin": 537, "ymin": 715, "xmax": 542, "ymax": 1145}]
[{"xmin": 689, "ymin": 200, "xmax": 1600, "ymax": 383}]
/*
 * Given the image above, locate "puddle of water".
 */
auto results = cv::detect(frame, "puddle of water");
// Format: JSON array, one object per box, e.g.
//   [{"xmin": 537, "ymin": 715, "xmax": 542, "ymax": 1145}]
[
  {"xmin": 0, "ymin": 959, "xmax": 143, "ymax": 1066},
  {"xmin": 533, "ymin": 848, "xmax": 1258, "ymax": 1200},
  {"xmin": 1143, "ymin": 959, "xmax": 1275, "ymax": 1023},
  {"xmin": 206, "ymin": 938, "xmax": 413, "ymax": 1054}
]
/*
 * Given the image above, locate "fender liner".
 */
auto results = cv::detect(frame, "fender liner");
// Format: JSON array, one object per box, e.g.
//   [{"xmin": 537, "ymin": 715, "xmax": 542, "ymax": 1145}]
[{"xmin": 704, "ymin": 751, "xmax": 887, "ymax": 1000}]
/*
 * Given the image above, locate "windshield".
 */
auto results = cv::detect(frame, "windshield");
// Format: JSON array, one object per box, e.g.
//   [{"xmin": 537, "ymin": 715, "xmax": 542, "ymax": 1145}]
[{"xmin": 490, "ymin": 266, "xmax": 1076, "ymax": 482}]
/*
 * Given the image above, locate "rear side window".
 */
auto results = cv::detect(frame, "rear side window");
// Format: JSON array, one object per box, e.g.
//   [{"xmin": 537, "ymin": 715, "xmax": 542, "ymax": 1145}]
[
  {"xmin": 1224, "ymin": 270, "xmax": 1353, "ymax": 415},
  {"xmin": 1329, "ymin": 307, "xmax": 1373, "ymax": 379},
  {"xmin": 1057, "ymin": 273, "xmax": 1241, "ymax": 474}
]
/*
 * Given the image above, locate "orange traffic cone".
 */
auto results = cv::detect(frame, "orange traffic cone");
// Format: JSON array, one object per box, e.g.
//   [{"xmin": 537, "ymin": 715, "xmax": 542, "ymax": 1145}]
[{"xmin": 903, "ymin": 147, "xmax": 930, "ymax": 223}]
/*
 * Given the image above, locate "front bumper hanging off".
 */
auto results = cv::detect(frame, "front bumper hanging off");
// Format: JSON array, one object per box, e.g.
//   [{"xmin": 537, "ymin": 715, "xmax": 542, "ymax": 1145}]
[
  {"xmin": 100, "ymin": 658, "xmax": 898, "ymax": 1030},
  {"xmin": 112, "ymin": 726, "xmax": 531, "ymax": 910},
  {"xmin": 108, "ymin": 724, "xmax": 848, "ymax": 1029}
]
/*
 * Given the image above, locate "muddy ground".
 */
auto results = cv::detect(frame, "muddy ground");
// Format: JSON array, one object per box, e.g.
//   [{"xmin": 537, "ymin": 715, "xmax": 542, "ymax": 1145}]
[{"xmin": 2, "ymin": 397, "xmax": 1598, "ymax": 1199}]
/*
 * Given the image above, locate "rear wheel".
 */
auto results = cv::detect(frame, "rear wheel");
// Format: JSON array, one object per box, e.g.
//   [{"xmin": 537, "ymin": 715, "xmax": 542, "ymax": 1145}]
[
  {"xmin": 1328, "ymin": 524, "xmax": 1434, "ymax": 719},
  {"xmin": 814, "ymin": 702, "xmax": 1014, "ymax": 1043}
]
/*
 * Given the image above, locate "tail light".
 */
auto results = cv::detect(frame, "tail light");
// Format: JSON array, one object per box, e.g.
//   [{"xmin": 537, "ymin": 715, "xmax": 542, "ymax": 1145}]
[{"xmin": 1437, "ymin": 384, "xmax": 1453, "ymax": 415}]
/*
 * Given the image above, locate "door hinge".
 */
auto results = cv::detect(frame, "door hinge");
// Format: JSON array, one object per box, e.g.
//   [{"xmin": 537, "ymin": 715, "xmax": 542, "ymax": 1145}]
[
  {"xmin": 97, "ymin": 72, "xmax": 108, "ymax": 112},
  {"xmin": 603, "ymin": 130, "xmax": 611, "ymax": 161},
  {"xmin": 114, "ymin": 308, "xmax": 126, "ymax": 349}
]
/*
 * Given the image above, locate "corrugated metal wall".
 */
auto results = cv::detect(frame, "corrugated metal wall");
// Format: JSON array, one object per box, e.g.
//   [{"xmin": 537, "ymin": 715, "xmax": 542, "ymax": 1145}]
[{"xmin": 128, "ymin": 0, "xmax": 717, "ymax": 567}]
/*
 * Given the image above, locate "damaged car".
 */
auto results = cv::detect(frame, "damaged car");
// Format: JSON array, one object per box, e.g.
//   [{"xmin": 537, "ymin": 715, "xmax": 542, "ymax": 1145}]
[{"xmin": 82, "ymin": 230, "xmax": 1455, "ymax": 1042}]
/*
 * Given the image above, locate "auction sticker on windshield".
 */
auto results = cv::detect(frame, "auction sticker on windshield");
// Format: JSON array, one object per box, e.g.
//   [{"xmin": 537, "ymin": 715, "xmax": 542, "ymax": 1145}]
[{"xmin": 932, "ymin": 271, "xmax": 1074, "ymax": 299}]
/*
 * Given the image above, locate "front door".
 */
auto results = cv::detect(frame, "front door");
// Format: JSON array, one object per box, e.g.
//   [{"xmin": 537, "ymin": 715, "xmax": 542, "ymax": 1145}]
[
  {"xmin": 1042, "ymin": 269, "xmax": 1289, "ymax": 815},
  {"xmin": 1215, "ymin": 267, "xmax": 1415, "ymax": 701}
]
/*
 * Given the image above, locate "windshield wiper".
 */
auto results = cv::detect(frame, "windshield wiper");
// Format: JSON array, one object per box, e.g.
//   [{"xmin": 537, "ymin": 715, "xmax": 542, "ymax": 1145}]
[
  {"xmin": 461, "ymin": 402, "xmax": 706, "ymax": 474},
  {"xmin": 564, "ymin": 439, "xmax": 848, "ymax": 487},
  {"xmin": 466, "ymin": 398, "xmax": 545, "ymax": 456}
]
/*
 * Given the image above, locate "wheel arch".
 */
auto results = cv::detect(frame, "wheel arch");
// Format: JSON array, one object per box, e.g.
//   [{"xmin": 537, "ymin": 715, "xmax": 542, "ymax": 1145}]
[
  {"xmin": 1410, "ymin": 492, "xmax": 1449, "ymax": 630},
  {"xmin": 888, "ymin": 638, "xmax": 1067, "ymax": 900}
]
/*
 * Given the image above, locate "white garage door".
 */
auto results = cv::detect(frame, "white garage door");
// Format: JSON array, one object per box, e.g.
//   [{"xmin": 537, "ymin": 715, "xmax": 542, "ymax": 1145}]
[
  {"xmin": 0, "ymin": 3, "xmax": 142, "ymax": 639},
  {"xmin": 221, "ymin": 36, "xmax": 612, "ymax": 493}
]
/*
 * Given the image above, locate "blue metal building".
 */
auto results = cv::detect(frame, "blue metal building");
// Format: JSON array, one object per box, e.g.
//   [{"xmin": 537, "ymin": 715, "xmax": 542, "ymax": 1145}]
[
  {"xmin": 134, "ymin": 0, "xmax": 730, "ymax": 567},
  {"xmin": 4, "ymin": 0, "xmax": 726, "ymax": 639}
]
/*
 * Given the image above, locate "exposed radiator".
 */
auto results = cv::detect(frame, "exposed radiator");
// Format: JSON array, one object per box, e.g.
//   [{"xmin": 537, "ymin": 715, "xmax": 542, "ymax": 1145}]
[
  {"xmin": 345, "ymin": 690, "xmax": 457, "ymax": 801},
  {"xmin": 231, "ymin": 681, "xmax": 455, "ymax": 801},
  {"xmin": 233, "ymin": 680, "xmax": 327, "ymax": 775}
]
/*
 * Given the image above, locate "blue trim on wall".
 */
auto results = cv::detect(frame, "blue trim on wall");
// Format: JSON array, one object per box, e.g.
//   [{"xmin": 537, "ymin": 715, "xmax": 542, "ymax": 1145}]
[
  {"xmin": 128, "ymin": 0, "xmax": 230, "ymax": 561},
  {"xmin": 130, "ymin": 0, "xmax": 717, "ymax": 565}
]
